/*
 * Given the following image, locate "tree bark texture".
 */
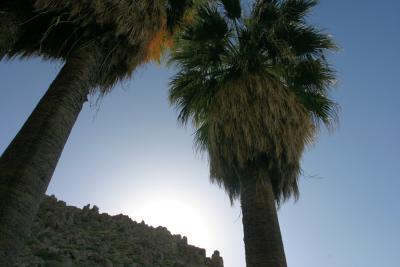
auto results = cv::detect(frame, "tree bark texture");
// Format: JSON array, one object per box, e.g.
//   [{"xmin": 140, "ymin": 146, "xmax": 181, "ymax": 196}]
[
  {"xmin": 0, "ymin": 46, "xmax": 99, "ymax": 266},
  {"xmin": 240, "ymin": 176, "xmax": 287, "ymax": 267}
]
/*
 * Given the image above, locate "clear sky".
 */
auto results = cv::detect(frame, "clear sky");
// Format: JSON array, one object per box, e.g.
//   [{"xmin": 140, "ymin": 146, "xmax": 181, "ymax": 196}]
[{"xmin": 1, "ymin": 1, "xmax": 400, "ymax": 266}]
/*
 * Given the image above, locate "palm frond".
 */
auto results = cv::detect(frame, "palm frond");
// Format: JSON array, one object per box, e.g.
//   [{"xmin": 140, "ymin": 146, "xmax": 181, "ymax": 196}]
[
  {"xmin": 221, "ymin": 0, "xmax": 242, "ymax": 19},
  {"xmin": 169, "ymin": 0, "xmax": 338, "ymax": 204},
  {"xmin": 281, "ymin": 0, "xmax": 318, "ymax": 22},
  {"xmin": 3, "ymin": 0, "xmax": 197, "ymax": 93},
  {"xmin": 182, "ymin": 5, "xmax": 230, "ymax": 41},
  {"xmin": 295, "ymin": 91, "xmax": 338, "ymax": 129},
  {"xmin": 282, "ymin": 25, "xmax": 338, "ymax": 57},
  {"xmin": 166, "ymin": 0, "xmax": 193, "ymax": 32}
]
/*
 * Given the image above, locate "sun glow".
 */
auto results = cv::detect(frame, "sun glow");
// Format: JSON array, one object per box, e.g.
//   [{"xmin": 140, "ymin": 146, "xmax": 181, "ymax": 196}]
[
  {"xmin": 132, "ymin": 195, "xmax": 212, "ymax": 249},
  {"xmin": 112, "ymin": 165, "xmax": 221, "ymax": 255}
]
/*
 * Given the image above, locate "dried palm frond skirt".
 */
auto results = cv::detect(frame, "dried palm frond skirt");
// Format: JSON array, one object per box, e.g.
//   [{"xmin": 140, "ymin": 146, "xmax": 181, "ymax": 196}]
[{"xmin": 1, "ymin": 0, "xmax": 170, "ymax": 90}]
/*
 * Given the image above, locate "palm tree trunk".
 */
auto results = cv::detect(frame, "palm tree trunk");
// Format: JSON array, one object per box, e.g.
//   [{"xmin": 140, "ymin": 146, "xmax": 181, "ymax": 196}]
[
  {"xmin": 240, "ymin": 176, "xmax": 287, "ymax": 267},
  {"xmin": 0, "ymin": 46, "xmax": 99, "ymax": 266}
]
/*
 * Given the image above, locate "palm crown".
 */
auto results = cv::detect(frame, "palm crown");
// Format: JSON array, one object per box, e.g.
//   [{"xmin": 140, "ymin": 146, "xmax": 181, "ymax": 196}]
[
  {"xmin": 0, "ymin": 1, "xmax": 199, "ymax": 264},
  {"xmin": 2, "ymin": 0, "xmax": 196, "ymax": 91},
  {"xmin": 169, "ymin": 0, "xmax": 338, "ymax": 204}
]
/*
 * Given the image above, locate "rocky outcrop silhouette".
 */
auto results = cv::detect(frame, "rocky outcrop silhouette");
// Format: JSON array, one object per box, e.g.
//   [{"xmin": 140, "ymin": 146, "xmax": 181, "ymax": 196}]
[{"xmin": 16, "ymin": 195, "xmax": 223, "ymax": 267}]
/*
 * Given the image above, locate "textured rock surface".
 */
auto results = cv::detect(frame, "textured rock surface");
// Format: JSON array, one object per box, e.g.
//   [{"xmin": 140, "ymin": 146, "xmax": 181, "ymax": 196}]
[{"xmin": 16, "ymin": 195, "xmax": 224, "ymax": 267}]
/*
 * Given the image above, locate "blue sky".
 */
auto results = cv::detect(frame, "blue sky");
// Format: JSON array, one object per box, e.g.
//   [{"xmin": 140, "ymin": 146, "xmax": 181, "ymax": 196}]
[{"xmin": 1, "ymin": 1, "xmax": 400, "ymax": 266}]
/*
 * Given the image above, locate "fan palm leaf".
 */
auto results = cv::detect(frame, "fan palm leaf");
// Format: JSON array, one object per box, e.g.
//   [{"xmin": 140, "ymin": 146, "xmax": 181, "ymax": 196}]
[{"xmin": 170, "ymin": 0, "xmax": 337, "ymax": 202}]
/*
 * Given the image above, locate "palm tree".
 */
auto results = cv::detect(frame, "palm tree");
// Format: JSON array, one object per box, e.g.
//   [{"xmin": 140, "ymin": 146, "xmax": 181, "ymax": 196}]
[
  {"xmin": 0, "ymin": 0, "xmax": 196, "ymax": 265},
  {"xmin": 0, "ymin": 0, "xmax": 26, "ymax": 57},
  {"xmin": 169, "ymin": 0, "xmax": 338, "ymax": 266}
]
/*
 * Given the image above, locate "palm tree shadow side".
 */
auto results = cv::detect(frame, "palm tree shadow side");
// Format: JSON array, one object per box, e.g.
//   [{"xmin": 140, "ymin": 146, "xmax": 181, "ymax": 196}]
[{"xmin": 0, "ymin": 0, "xmax": 196, "ymax": 265}]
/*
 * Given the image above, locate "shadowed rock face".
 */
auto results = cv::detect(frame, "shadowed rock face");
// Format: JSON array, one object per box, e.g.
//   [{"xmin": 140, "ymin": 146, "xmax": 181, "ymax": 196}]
[{"xmin": 16, "ymin": 195, "xmax": 223, "ymax": 267}]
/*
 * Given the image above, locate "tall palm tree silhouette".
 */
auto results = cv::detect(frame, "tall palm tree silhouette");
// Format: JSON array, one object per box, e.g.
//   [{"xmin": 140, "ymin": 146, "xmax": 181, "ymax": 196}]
[{"xmin": 0, "ymin": 0, "xmax": 195, "ymax": 265}]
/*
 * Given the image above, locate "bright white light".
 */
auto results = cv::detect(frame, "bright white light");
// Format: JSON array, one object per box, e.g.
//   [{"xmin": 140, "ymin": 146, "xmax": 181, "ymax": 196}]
[
  {"xmin": 113, "ymin": 165, "xmax": 222, "ymax": 256},
  {"xmin": 132, "ymin": 196, "xmax": 212, "ymax": 249}
]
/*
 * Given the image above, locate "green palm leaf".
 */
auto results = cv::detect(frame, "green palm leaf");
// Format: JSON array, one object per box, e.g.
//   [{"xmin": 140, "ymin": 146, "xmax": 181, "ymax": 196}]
[{"xmin": 170, "ymin": 0, "xmax": 337, "ymax": 203}]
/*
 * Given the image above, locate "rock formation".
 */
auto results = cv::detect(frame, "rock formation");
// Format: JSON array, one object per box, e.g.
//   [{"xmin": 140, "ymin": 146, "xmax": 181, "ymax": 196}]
[{"xmin": 16, "ymin": 195, "xmax": 224, "ymax": 267}]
